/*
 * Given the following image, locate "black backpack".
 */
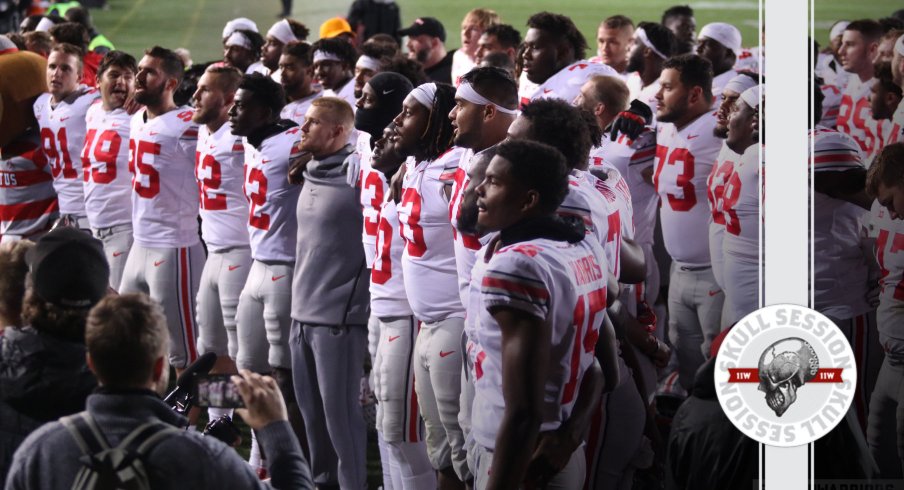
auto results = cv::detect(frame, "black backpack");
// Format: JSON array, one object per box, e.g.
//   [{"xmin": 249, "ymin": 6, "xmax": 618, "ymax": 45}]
[{"xmin": 60, "ymin": 412, "xmax": 180, "ymax": 490}]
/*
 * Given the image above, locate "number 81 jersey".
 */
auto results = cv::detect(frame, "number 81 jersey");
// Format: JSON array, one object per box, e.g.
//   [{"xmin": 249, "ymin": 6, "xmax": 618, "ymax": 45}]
[
  {"xmin": 129, "ymin": 107, "xmax": 201, "ymax": 248},
  {"xmin": 653, "ymin": 113, "xmax": 721, "ymax": 265}
]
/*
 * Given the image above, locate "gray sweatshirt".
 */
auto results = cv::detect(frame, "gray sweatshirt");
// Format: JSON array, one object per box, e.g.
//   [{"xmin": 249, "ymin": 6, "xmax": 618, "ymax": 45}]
[{"xmin": 291, "ymin": 145, "xmax": 370, "ymax": 326}]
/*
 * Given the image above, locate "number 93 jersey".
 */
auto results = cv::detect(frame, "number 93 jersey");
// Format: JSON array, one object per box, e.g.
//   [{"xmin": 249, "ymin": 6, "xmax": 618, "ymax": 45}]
[
  {"xmin": 129, "ymin": 107, "xmax": 201, "ymax": 248},
  {"xmin": 653, "ymin": 112, "xmax": 721, "ymax": 266},
  {"xmin": 82, "ymin": 102, "xmax": 133, "ymax": 229}
]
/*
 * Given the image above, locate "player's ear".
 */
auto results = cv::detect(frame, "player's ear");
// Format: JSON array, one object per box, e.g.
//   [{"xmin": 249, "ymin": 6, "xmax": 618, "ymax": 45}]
[
  {"xmin": 522, "ymin": 189, "xmax": 540, "ymax": 213},
  {"xmin": 152, "ymin": 355, "xmax": 166, "ymax": 382},
  {"xmin": 689, "ymin": 85, "xmax": 703, "ymax": 106}
]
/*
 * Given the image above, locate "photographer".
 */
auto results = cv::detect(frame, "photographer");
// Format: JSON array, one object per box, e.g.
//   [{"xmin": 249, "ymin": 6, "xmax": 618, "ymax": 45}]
[{"xmin": 5, "ymin": 293, "xmax": 313, "ymax": 489}]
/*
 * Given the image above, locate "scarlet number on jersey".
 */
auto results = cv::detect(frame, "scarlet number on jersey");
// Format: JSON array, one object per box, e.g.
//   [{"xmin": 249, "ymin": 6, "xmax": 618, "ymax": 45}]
[
  {"xmin": 81, "ymin": 129, "xmax": 122, "ymax": 184},
  {"xmin": 877, "ymin": 229, "xmax": 904, "ymax": 301},
  {"xmin": 176, "ymin": 110, "xmax": 194, "ymax": 122},
  {"xmin": 838, "ymin": 95, "xmax": 881, "ymax": 157},
  {"xmin": 372, "ymin": 213, "xmax": 393, "ymax": 284},
  {"xmin": 246, "ymin": 167, "xmax": 270, "ymax": 230},
  {"xmin": 399, "ymin": 187, "xmax": 427, "ymax": 257},
  {"xmin": 40, "ymin": 126, "xmax": 78, "ymax": 179},
  {"xmin": 362, "ymin": 171, "xmax": 384, "ymax": 237},
  {"xmin": 562, "ymin": 286, "xmax": 606, "ymax": 404},
  {"xmin": 128, "ymin": 139, "xmax": 161, "ymax": 198},
  {"xmin": 195, "ymin": 153, "xmax": 227, "ymax": 211},
  {"xmin": 707, "ymin": 160, "xmax": 735, "ymax": 224},
  {"xmin": 654, "ymin": 145, "xmax": 697, "ymax": 211},
  {"xmin": 721, "ymin": 170, "xmax": 743, "ymax": 236}
]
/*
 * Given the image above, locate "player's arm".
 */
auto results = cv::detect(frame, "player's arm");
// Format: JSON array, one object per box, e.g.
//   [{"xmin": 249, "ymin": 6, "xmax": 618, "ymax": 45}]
[
  {"xmin": 618, "ymin": 237, "xmax": 647, "ymax": 284},
  {"xmin": 487, "ymin": 305, "xmax": 549, "ymax": 490},
  {"xmin": 287, "ymin": 141, "xmax": 313, "ymax": 185}
]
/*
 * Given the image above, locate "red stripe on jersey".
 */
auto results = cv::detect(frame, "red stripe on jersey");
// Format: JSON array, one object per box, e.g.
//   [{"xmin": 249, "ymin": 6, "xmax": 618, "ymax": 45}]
[
  {"xmin": 183, "ymin": 129, "xmax": 199, "ymax": 137},
  {"xmin": 482, "ymin": 276, "xmax": 550, "ymax": 303},
  {"xmin": 0, "ymin": 197, "xmax": 59, "ymax": 220},
  {"xmin": 179, "ymin": 248, "xmax": 198, "ymax": 363},
  {"xmin": 232, "ymin": 143, "xmax": 244, "ymax": 152},
  {"xmin": 0, "ymin": 169, "xmax": 53, "ymax": 187},
  {"xmin": 631, "ymin": 148, "xmax": 657, "ymax": 162},
  {"xmin": 814, "ymin": 153, "xmax": 861, "ymax": 164}
]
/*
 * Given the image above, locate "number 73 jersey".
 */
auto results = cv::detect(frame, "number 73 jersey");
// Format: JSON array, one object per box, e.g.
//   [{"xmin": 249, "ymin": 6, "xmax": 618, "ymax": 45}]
[{"xmin": 653, "ymin": 112, "xmax": 722, "ymax": 265}]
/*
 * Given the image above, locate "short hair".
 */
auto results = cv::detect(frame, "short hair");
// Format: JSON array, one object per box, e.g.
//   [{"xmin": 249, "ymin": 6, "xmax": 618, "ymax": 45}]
[
  {"xmin": 312, "ymin": 37, "xmax": 357, "ymax": 66},
  {"xmin": 144, "ymin": 45, "xmax": 185, "ymax": 83},
  {"xmin": 527, "ymin": 12, "xmax": 587, "ymax": 61},
  {"xmin": 97, "ymin": 50, "xmax": 137, "ymax": 78},
  {"xmin": 494, "ymin": 139, "xmax": 569, "ymax": 213},
  {"xmin": 662, "ymin": 5, "xmax": 695, "ymax": 21},
  {"xmin": 459, "ymin": 66, "xmax": 518, "ymax": 109},
  {"xmin": 483, "ymin": 24, "xmax": 521, "ymax": 49},
  {"xmin": 360, "ymin": 40, "xmax": 396, "ymax": 61},
  {"xmin": 49, "ymin": 22, "xmax": 90, "ymax": 51},
  {"xmin": 380, "ymin": 55, "xmax": 428, "ymax": 88},
  {"xmin": 23, "ymin": 31, "xmax": 52, "ymax": 53},
  {"xmin": 602, "ymin": 15, "xmax": 634, "ymax": 31},
  {"xmin": 482, "ymin": 51, "xmax": 515, "ymax": 73},
  {"xmin": 283, "ymin": 40, "xmax": 314, "ymax": 64},
  {"xmin": 420, "ymin": 83, "xmax": 457, "ymax": 161},
  {"xmin": 5, "ymin": 32, "xmax": 25, "ymax": 50},
  {"xmin": 463, "ymin": 8, "xmax": 500, "ymax": 30},
  {"xmin": 519, "ymin": 98, "xmax": 592, "ymax": 169},
  {"xmin": 364, "ymin": 33, "xmax": 400, "ymax": 53},
  {"xmin": 311, "ymin": 96, "xmax": 355, "ymax": 129},
  {"xmin": 883, "ymin": 28, "xmax": 904, "ymax": 45},
  {"xmin": 845, "ymin": 19, "xmax": 884, "ymax": 43},
  {"xmin": 585, "ymin": 74, "xmax": 630, "ymax": 117},
  {"xmin": 0, "ymin": 241, "xmax": 33, "ymax": 326},
  {"xmin": 205, "ymin": 64, "xmax": 243, "ymax": 95},
  {"xmin": 286, "ymin": 19, "xmax": 311, "ymax": 41},
  {"xmin": 637, "ymin": 21, "xmax": 677, "ymax": 58},
  {"xmin": 879, "ymin": 16, "xmax": 904, "ymax": 33},
  {"xmin": 867, "ymin": 143, "xmax": 904, "ymax": 197},
  {"xmin": 63, "ymin": 6, "xmax": 93, "ymax": 29},
  {"xmin": 875, "ymin": 61, "xmax": 903, "ymax": 98},
  {"xmin": 239, "ymin": 73, "xmax": 286, "ymax": 116},
  {"xmin": 86, "ymin": 294, "xmax": 169, "ymax": 389},
  {"xmin": 50, "ymin": 42, "xmax": 84, "ymax": 72},
  {"xmin": 662, "ymin": 53, "xmax": 714, "ymax": 103}
]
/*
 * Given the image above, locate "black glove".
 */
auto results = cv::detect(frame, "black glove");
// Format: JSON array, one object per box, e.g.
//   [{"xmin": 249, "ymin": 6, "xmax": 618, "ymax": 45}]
[{"xmin": 610, "ymin": 99, "xmax": 653, "ymax": 141}]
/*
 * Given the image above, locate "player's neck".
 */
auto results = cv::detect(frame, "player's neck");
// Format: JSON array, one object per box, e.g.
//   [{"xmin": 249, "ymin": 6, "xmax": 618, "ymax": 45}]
[
  {"xmin": 51, "ymin": 89, "xmax": 76, "ymax": 106},
  {"xmin": 206, "ymin": 115, "xmax": 229, "ymax": 134},
  {"xmin": 673, "ymin": 105, "xmax": 710, "ymax": 131},
  {"xmin": 640, "ymin": 65, "xmax": 660, "ymax": 87},
  {"xmin": 854, "ymin": 66, "xmax": 872, "ymax": 83},
  {"xmin": 145, "ymin": 100, "xmax": 178, "ymax": 120},
  {"xmin": 611, "ymin": 59, "xmax": 628, "ymax": 74}
]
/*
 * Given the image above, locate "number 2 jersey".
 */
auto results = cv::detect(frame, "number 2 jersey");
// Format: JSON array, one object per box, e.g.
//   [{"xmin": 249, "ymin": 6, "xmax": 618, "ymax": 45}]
[
  {"xmin": 653, "ymin": 112, "xmax": 722, "ymax": 266},
  {"xmin": 82, "ymin": 102, "xmax": 132, "ymax": 229},
  {"xmin": 196, "ymin": 122, "xmax": 249, "ymax": 251},
  {"xmin": 129, "ymin": 107, "xmax": 200, "ymax": 248},
  {"xmin": 398, "ymin": 147, "xmax": 468, "ymax": 322},
  {"xmin": 34, "ymin": 87, "xmax": 100, "ymax": 216},
  {"xmin": 470, "ymin": 235, "xmax": 608, "ymax": 450}
]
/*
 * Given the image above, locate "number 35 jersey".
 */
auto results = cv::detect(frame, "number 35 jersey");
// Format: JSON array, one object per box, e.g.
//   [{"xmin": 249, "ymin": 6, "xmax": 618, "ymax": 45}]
[
  {"xmin": 653, "ymin": 112, "xmax": 721, "ymax": 266},
  {"xmin": 129, "ymin": 107, "xmax": 200, "ymax": 248},
  {"xmin": 82, "ymin": 103, "xmax": 133, "ymax": 229}
]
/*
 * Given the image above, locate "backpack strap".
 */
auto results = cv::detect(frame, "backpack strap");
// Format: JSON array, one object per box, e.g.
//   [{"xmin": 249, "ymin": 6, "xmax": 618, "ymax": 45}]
[{"xmin": 60, "ymin": 412, "xmax": 110, "ymax": 457}]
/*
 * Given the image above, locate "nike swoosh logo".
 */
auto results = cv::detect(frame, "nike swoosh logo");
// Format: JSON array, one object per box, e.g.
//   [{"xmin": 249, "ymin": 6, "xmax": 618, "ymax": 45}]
[
  {"xmin": 382, "ymin": 89, "xmax": 395, "ymax": 95},
  {"xmin": 112, "ymin": 251, "xmax": 124, "ymax": 257},
  {"xmin": 388, "ymin": 335, "xmax": 401, "ymax": 342},
  {"xmin": 261, "ymin": 159, "xmax": 271, "ymax": 164},
  {"xmin": 687, "ymin": 134, "xmax": 699, "ymax": 140},
  {"xmin": 542, "ymin": 89, "xmax": 552, "ymax": 94},
  {"xmin": 154, "ymin": 260, "xmax": 165, "ymax": 267},
  {"xmin": 111, "ymin": 123, "xmax": 121, "ymax": 128},
  {"xmin": 272, "ymin": 275, "xmax": 286, "ymax": 281},
  {"xmin": 439, "ymin": 350, "xmax": 455, "ymax": 358},
  {"xmin": 708, "ymin": 290, "xmax": 721, "ymax": 296},
  {"xmin": 149, "ymin": 131, "xmax": 160, "ymax": 136},
  {"xmin": 228, "ymin": 265, "xmax": 241, "ymax": 271},
  {"xmin": 59, "ymin": 117, "xmax": 70, "ymax": 122}
]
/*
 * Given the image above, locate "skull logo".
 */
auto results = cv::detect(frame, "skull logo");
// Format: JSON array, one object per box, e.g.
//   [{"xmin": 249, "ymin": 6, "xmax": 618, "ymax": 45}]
[{"xmin": 757, "ymin": 338, "xmax": 819, "ymax": 417}]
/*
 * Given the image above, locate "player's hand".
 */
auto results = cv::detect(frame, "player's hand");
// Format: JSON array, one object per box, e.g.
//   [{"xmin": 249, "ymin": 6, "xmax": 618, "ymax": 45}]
[
  {"xmin": 651, "ymin": 340, "xmax": 671, "ymax": 368},
  {"xmin": 287, "ymin": 147, "xmax": 312, "ymax": 185},
  {"xmin": 344, "ymin": 152, "xmax": 362, "ymax": 188},
  {"xmin": 232, "ymin": 370, "xmax": 288, "ymax": 430},
  {"xmin": 610, "ymin": 99, "xmax": 653, "ymax": 142},
  {"xmin": 388, "ymin": 164, "xmax": 407, "ymax": 203},
  {"xmin": 525, "ymin": 429, "xmax": 578, "ymax": 486}
]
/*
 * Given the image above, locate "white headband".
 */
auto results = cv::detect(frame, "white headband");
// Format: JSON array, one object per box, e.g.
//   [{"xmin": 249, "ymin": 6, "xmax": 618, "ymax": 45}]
[
  {"xmin": 635, "ymin": 28, "xmax": 667, "ymax": 60},
  {"xmin": 829, "ymin": 21, "xmax": 850, "ymax": 41},
  {"xmin": 410, "ymin": 83, "xmax": 438, "ymax": 109},
  {"xmin": 225, "ymin": 31, "xmax": 253, "ymax": 50},
  {"xmin": 35, "ymin": 17, "xmax": 56, "ymax": 32},
  {"xmin": 723, "ymin": 73, "xmax": 758, "ymax": 97},
  {"xmin": 223, "ymin": 17, "xmax": 258, "ymax": 39},
  {"xmin": 267, "ymin": 19, "xmax": 297, "ymax": 45},
  {"xmin": 356, "ymin": 55, "xmax": 382, "ymax": 72},
  {"xmin": 740, "ymin": 85, "xmax": 762, "ymax": 109},
  {"xmin": 896, "ymin": 33, "xmax": 904, "ymax": 57},
  {"xmin": 313, "ymin": 50, "xmax": 343, "ymax": 64},
  {"xmin": 455, "ymin": 82, "xmax": 519, "ymax": 115}
]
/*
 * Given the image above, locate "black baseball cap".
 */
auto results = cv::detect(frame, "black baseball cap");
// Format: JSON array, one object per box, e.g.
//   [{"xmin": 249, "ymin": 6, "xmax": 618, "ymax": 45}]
[
  {"xmin": 27, "ymin": 227, "xmax": 110, "ymax": 309},
  {"xmin": 397, "ymin": 17, "xmax": 446, "ymax": 42}
]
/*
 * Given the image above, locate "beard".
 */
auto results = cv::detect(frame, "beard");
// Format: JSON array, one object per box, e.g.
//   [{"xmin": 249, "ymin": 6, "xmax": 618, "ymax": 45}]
[
  {"xmin": 134, "ymin": 83, "xmax": 164, "ymax": 106},
  {"xmin": 656, "ymin": 98, "xmax": 688, "ymax": 124},
  {"xmin": 713, "ymin": 123, "xmax": 729, "ymax": 139},
  {"xmin": 625, "ymin": 49, "xmax": 644, "ymax": 73},
  {"xmin": 415, "ymin": 47, "xmax": 430, "ymax": 65}
]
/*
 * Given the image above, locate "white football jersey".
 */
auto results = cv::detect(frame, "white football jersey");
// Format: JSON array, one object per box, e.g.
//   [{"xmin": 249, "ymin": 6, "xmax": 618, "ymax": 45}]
[
  {"xmin": 871, "ymin": 201, "xmax": 904, "ymax": 318},
  {"xmin": 398, "ymin": 147, "xmax": 468, "ymax": 322},
  {"xmin": 837, "ymin": 75, "xmax": 888, "ymax": 162},
  {"xmin": 324, "ymin": 78, "xmax": 357, "ymax": 110},
  {"xmin": 129, "ymin": 107, "xmax": 201, "ymax": 248},
  {"xmin": 34, "ymin": 87, "xmax": 100, "ymax": 216},
  {"xmin": 451, "ymin": 49, "xmax": 476, "ymax": 86},
  {"xmin": 637, "ymin": 80, "xmax": 661, "ymax": 127},
  {"xmin": 358, "ymin": 134, "xmax": 382, "ymax": 267},
  {"xmin": 707, "ymin": 143, "xmax": 741, "ymax": 288},
  {"xmin": 242, "ymin": 127, "xmax": 302, "ymax": 262},
  {"xmin": 524, "ymin": 60, "xmax": 618, "ymax": 107},
  {"xmin": 820, "ymin": 83, "xmax": 842, "ymax": 129},
  {"xmin": 82, "ymin": 103, "xmax": 133, "ymax": 229},
  {"xmin": 370, "ymin": 197, "xmax": 413, "ymax": 318},
  {"xmin": 592, "ymin": 130, "xmax": 657, "ymax": 246},
  {"xmin": 653, "ymin": 112, "xmax": 722, "ymax": 265},
  {"xmin": 279, "ymin": 91, "xmax": 323, "ymax": 127},
  {"xmin": 517, "ymin": 71, "xmax": 540, "ymax": 108},
  {"xmin": 0, "ymin": 142, "xmax": 59, "ymax": 238},
  {"xmin": 884, "ymin": 99, "xmax": 904, "ymax": 146},
  {"xmin": 196, "ymin": 122, "xmax": 249, "ymax": 252},
  {"xmin": 733, "ymin": 46, "xmax": 762, "ymax": 75},
  {"xmin": 448, "ymin": 148, "xmax": 484, "ymax": 304},
  {"xmin": 721, "ymin": 144, "xmax": 761, "ymax": 258},
  {"xmin": 471, "ymin": 236, "xmax": 608, "ymax": 450}
]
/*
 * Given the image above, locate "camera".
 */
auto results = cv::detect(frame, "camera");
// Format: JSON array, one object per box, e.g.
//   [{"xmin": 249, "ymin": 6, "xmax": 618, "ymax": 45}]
[{"xmin": 193, "ymin": 374, "xmax": 245, "ymax": 408}]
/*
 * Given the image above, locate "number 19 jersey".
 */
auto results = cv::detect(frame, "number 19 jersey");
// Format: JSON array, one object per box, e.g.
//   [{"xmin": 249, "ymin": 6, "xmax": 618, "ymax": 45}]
[{"xmin": 82, "ymin": 103, "xmax": 132, "ymax": 229}]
